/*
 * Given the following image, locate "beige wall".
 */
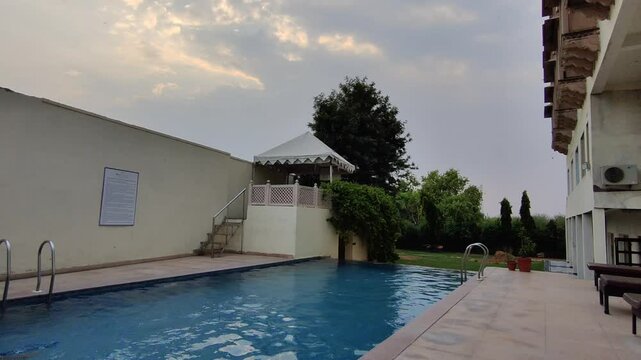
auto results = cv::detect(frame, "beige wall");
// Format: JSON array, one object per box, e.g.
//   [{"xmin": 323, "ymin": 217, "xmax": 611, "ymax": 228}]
[
  {"xmin": 345, "ymin": 235, "xmax": 368, "ymax": 262},
  {"xmin": 243, "ymin": 205, "xmax": 338, "ymax": 258},
  {"xmin": 590, "ymin": 90, "xmax": 641, "ymax": 193},
  {"xmin": 0, "ymin": 90, "xmax": 252, "ymax": 275},
  {"xmin": 242, "ymin": 206, "xmax": 297, "ymax": 256},
  {"xmin": 295, "ymin": 207, "xmax": 338, "ymax": 258}
]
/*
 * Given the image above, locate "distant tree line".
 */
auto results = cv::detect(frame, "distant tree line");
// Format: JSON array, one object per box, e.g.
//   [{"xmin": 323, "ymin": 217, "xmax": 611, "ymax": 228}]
[{"xmin": 395, "ymin": 171, "xmax": 566, "ymax": 258}]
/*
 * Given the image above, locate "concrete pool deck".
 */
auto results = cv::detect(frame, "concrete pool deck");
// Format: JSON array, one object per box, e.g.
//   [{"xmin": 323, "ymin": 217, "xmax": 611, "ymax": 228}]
[
  {"xmin": 1, "ymin": 254, "xmax": 294, "ymax": 303},
  {"xmin": 364, "ymin": 267, "xmax": 641, "ymax": 360}
]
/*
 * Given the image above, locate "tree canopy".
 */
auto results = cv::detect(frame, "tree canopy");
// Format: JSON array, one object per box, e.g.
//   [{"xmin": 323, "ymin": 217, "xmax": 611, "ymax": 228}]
[
  {"xmin": 309, "ymin": 76, "xmax": 413, "ymax": 192},
  {"xmin": 420, "ymin": 169, "xmax": 483, "ymax": 250},
  {"xmin": 324, "ymin": 181, "xmax": 401, "ymax": 262},
  {"xmin": 499, "ymin": 198, "xmax": 512, "ymax": 231},
  {"xmin": 519, "ymin": 191, "xmax": 535, "ymax": 233},
  {"xmin": 499, "ymin": 198, "xmax": 513, "ymax": 250}
]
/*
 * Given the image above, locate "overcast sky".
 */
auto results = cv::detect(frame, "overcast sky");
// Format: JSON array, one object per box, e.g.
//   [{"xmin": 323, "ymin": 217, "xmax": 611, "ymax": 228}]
[{"xmin": 0, "ymin": 0, "xmax": 566, "ymax": 216}]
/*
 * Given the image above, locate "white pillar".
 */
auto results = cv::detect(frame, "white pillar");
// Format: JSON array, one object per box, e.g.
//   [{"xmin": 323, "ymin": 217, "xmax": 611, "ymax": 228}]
[
  {"xmin": 292, "ymin": 179, "xmax": 299, "ymax": 207},
  {"xmin": 575, "ymin": 216, "xmax": 584, "ymax": 278},
  {"xmin": 265, "ymin": 180, "xmax": 271, "ymax": 206},
  {"xmin": 592, "ymin": 208, "xmax": 607, "ymax": 263},
  {"xmin": 329, "ymin": 165, "xmax": 333, "ymax": 183},
  {"xmin": 582, "ymin": 213, "xmax": 594, "ymax": 279},
  {"xmin": 313, "ymin": 183, "xmax": 318, "ymax": 207}
]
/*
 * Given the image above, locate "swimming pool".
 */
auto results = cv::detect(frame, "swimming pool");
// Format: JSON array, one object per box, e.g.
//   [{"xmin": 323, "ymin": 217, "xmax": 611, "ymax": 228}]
[{"xmin": 0, "ymin": 260, "xmax": 460, "ymax": 359}]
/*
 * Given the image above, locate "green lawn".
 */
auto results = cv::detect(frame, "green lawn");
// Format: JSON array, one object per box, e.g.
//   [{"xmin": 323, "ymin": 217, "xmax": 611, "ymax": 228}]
[{"xmin": 396, "ymin": 249, "xmax": 545, "ymax": 272}]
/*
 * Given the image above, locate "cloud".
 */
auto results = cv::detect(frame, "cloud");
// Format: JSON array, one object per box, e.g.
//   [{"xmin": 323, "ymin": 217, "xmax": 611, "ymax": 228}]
[
  {"xmin": 152, "ymin": 82, "xmax": 178, "ymax": 96},
  {"xmin": 122, "ymin": 0, "xmax": 144, "ymax": 10},
  {"xmin": 108, "ymin": 2, "xmax": 264, "ymax": 91},
  {"xmin": 65, "ymin": 70, "xmax": 82, "ymax": 77},
  {"xmin": 283, "ymin": 53, "xmax": 302, "ymax": 62},
  {"xmin": 271, "ymin": 15, "xmax": 309, "ymax": 48},
  {"xmin": 474, "ymin": 33, "xmax": 502, "ymax": 44},
  {"xmin": 212, "ymin": 0, "xmax": 248, "ymax": 25},
  {"xmin": 395, "ymin": 56, "xmax": 469, "ymax": 83},
  {"xmin": 409, "ymin": 4, "xmax": 477, "ymax": 25},
  {"xmin": 317, "ymin": 34, "xmax": 381, "ymax": 56}
]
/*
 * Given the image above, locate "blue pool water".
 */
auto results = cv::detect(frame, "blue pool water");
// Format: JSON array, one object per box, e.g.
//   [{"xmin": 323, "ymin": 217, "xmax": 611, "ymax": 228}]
[{"xmin": 0, "ymin": 260, "xmax": 460, "ymax": 359}]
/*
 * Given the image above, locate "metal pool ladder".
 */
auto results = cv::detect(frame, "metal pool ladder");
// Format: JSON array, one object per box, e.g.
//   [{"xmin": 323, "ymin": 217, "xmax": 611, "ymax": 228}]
[
  {"xmin": 1, "ymin": 239, "xmax": 10, "ymax": 310},
  {"xmin": 34, "ymin": 240, "xmax": 56, "ymax": 304},
  {"xmin": 460, "ymin": 242, "xmax": 489, "ymax": 284}
]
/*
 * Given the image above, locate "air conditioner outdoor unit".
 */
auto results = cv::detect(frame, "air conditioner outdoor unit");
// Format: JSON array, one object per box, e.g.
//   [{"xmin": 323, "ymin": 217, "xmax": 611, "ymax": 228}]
[{"xmin": 601, "ymin": 165, "xmax": 639, "ymax": 186}]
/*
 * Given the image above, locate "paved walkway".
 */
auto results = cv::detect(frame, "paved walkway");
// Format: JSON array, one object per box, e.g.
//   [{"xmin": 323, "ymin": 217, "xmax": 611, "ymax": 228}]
[
  {"xmin": 2, "ymin": 254, "xmax": 290, "ymax": 302},
  {"xmin": 366, "ymin": 267, "xmax": 641, "ymax": 360}
]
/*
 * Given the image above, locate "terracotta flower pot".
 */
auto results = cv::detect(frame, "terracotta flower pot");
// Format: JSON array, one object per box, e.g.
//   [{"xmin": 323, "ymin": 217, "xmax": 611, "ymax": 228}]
[
  {"xmin": 507, "ymin": 260, "xmax": 517, "ymax": 271},
  {"xmin": 517, "ymin": 257, "xmax": 532, "ymax": 272}
]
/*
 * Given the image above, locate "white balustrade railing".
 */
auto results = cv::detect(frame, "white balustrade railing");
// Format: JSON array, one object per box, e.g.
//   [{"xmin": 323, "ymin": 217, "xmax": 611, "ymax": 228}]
[{"xmin": 250, "ymin": 181, "xmax": 328, "ymax": 209}]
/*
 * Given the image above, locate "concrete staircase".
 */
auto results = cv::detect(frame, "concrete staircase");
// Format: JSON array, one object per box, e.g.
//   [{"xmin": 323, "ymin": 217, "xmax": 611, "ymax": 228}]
[{"xmin": 196, "ymin": 217, "xmax": 243, "ymax": 257}]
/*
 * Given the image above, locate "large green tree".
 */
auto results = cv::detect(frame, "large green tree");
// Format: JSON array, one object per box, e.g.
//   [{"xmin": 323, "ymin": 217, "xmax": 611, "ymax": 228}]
[
  {"xmin": 420, "ymin": 169, "xmax": 483, "ymax": 250},
  {"xmin": 499, "ymin": 198, "xmax": 514, "ymax": 251},
  {"xmin": 519, "ymin": 191, "xmax": 535, "ymax": 234},
  {"xmin": 309, "ymin": 76, "xmax": 413, "ymax": 192}
]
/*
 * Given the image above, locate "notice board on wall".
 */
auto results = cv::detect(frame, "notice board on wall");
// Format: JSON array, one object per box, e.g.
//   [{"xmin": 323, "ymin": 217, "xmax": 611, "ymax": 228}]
[{"xmin": 99, "ymin": 167, "xmax": 139, "ymax": 226}]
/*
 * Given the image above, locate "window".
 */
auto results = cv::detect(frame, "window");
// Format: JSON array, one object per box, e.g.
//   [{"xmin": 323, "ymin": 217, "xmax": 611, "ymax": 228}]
[
  {"xmin": 570, "ymin": 159, "xmax": 575, "ymax": 192},
  {"xmin": 585, "ymin": 125, "xmax": 590, "ymax": 167},
  {"xmin": 580, "ymin": 134, "xmax": 586, "ymax": 177},
  {"xmin": 574, "ymin": 148, "xmax": 580, "ymax": 185}
]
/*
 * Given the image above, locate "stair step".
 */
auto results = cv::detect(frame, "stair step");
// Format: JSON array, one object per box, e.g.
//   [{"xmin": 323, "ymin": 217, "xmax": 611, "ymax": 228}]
[{"xmin": 224, "ymin": 218, "xmax": 244, "ymax": 224}]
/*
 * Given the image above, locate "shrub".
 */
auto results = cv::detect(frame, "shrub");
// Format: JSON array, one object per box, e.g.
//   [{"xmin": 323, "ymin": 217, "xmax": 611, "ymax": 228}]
[
  {"xmin": 518, "ymin": 236, "xmax": 536, "ymax": 257},
  {"xmin": 324, "ymin": 181, "xmax": 401, "ymax": 262}
]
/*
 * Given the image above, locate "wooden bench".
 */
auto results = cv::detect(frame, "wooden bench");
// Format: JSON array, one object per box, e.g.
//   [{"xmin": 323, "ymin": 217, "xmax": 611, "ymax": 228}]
[
  {"xmin": 587, "ymin": 263, "xmax": 641, "ymax": 290},
  {"xmin": 623, "ymin": 293, "xmax": 641, "ymax": 335},
  {"xmin": 598, "ymin": 275, "xmax": 641, "ymax": 314}
]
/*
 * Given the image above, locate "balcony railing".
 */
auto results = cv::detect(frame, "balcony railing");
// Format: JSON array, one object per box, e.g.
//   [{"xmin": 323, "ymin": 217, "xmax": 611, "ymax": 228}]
[{"xmin": 250, "ymin": 181, "xmax": 328, "ymax": 209}]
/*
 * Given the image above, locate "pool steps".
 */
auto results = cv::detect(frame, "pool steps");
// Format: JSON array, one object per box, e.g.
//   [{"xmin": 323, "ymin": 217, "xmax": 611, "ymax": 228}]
[
  {"xmin": 0, "ymin": 239, "xmax": 10, "ymax": 310},
  {"xmin": 33, "ymin": 240, "xmax": 56, "ymax": 305},
  {"xmin": 460, "ymin": 242, "xmax": 489, "ymax": 284}
]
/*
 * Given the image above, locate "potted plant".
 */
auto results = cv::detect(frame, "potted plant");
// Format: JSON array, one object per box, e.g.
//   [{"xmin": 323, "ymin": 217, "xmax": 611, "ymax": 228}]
[
  {"xmin": 506, "ymin": 252, "xmax": 517, "ymax": 271},
  {"xmin": 517, "ymin": 237, "xmax": 536, "ymax": 272}
]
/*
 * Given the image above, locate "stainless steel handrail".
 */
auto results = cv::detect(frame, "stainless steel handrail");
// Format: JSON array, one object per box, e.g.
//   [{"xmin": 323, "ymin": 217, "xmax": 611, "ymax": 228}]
[
  {"xmin": 476, "ymin": 243, "xmax": 489, "ymax": 278},
  {"xmin": 34, "ymin": 240, "xmax": 55, "ymax": 304},
  {"xmin": 0, "ymin": 239, "xmax": 10, "ymax": 310},
  {"xmin": 460, "ymin": 242, "xmax": 489, "ymax": 284},
  {"xmin": 213, "ymin": 187, "xmax": 247, "ymax": 220}
]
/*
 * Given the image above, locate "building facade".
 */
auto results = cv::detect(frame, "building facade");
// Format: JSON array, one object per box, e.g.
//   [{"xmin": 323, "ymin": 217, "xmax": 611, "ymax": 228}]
[{"xmin": 542, "ymin": 0, "xmax": 641, "ymax": 278}]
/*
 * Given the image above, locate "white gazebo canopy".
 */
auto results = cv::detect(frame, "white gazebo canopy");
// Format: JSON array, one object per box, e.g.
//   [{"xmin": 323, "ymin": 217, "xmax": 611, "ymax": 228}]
[{"xmin": 254, "ymin": 132, "xmax": 356, "ymax": 173}]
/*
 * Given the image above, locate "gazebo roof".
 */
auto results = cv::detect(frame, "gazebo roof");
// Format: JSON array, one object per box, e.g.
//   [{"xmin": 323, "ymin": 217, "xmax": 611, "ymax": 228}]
[{"xmin": 254, "ymin": 132, "xmax": 356, "ymax": 173}]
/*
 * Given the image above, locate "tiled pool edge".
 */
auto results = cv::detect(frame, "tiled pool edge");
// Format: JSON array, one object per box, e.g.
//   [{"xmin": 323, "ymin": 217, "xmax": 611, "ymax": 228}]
[
  {"xmin": 5, "ymin": 256, "xmax": 323, "ymax": 306},
  {"xmin": 360, "ymin": 270, "xmax": 484, "ymax": 360}
]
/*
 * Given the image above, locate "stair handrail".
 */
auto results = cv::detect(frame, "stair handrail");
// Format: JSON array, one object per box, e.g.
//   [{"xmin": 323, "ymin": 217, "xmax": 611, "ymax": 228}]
[
  {"xmin": 212, "ymin": 187, "xmax": 247, "ymax": 243},
  {"xmin": 460, "ymin": 242, "xmax": 489, "ymax": 284},
  {"xmin": 34, "ymin": 240, "xmax": 55, "ymax": 304},
  {"xmin": 0, "ymin": 239, "xmax": 10, "ymax": 310},
  {"xmin": 213, "ymin": 187, "xmax": 247, "ymax": 223}
]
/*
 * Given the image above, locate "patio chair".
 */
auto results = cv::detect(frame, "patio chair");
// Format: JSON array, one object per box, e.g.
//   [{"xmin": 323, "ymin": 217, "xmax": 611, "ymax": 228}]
[
  {"xmin": 598, "ymin": 275, "xmax": 641, "ymax": 314},
  {"xmin": 623, "ymin": 293, "xmax": 641, "ymax": 335},
  {"xmin": 587, "ymin": 262, "xmax": 641, "ymax": 290}
]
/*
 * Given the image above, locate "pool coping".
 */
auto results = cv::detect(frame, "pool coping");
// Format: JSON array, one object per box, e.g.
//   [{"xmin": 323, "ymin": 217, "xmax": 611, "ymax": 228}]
[
  {"xmin": 360, "ymin": 270, "xmax": 484, "ymax": 360},
  {"xmin": 5, "ymin": 256, "xmax": 322, "ymax": 306}
]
